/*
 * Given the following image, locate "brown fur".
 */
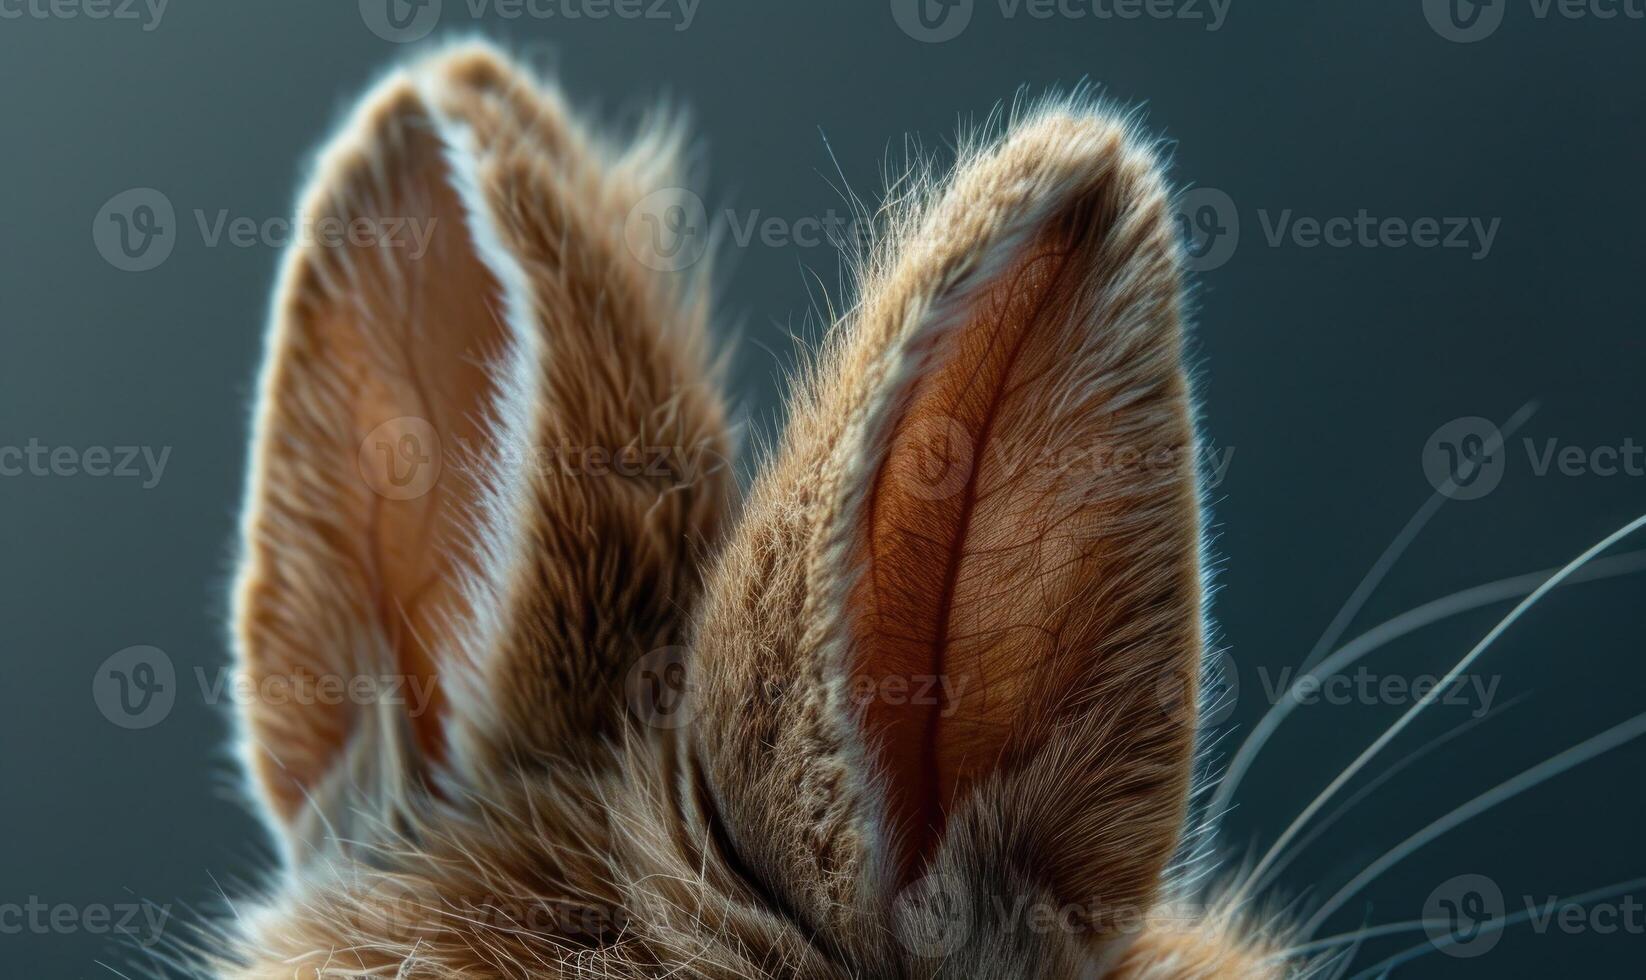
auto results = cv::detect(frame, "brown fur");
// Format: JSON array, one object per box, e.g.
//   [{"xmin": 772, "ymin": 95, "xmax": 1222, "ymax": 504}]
[{"xmin": 218, "ymin": 41, "xmax": 1290, "ymax": 980}]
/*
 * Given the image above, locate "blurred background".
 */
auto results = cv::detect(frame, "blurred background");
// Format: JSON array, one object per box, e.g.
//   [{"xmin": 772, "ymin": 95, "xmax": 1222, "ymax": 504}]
[{"xmin": 2, "ymin": 0, "xmax": 1643, "ymax": 975}]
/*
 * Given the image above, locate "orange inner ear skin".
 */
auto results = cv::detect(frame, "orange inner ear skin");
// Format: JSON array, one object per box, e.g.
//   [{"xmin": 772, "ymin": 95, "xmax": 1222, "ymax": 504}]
[
  {"xmin": 257, "ymin": 136, "xmax": 509, "ymax": 805},
  {"xmin": 851, "ymin": 217, "xmax": 1105, "ymax": 885},
  {"xmin": 333, "ymin": 236, "xmax": 505, "ymax": 776},
  {"xmin": 350, "ymin": 380, "xmax": 457, "ymax": 773}
]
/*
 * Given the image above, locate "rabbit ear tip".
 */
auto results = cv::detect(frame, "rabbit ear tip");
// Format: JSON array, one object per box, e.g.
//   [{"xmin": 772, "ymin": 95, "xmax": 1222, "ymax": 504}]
[
  {"xmin": 335, "ymin": 75, "xmax": 425, "ymax": 150},
  {"xmin": 1009, "ymin": 104, "xmax": 1170, "ymax": 178},
  {"xmin": 412, "ymin": 38, "xmax": 518, "ymax": 90}
]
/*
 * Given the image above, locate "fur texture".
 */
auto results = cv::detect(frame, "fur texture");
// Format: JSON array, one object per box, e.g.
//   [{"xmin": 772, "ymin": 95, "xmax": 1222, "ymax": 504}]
[{"xmin": 218, "ymin": 41, "xmax": 1286, "ymax": 980}]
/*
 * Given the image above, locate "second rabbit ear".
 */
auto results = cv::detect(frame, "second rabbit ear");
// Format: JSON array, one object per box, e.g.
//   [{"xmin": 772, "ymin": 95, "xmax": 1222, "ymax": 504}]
[
  {"xmin": 692, "ymin": 106, "xmax": 1203, "ymax": 952},
  {"xmin": 233, "ymin": 43, "xmax": 731, "ymax": 858}
]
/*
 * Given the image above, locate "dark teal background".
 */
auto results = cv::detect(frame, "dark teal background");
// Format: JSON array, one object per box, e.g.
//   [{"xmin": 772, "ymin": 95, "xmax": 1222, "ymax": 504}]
[{"xmin": 2, "ymin": 0, "xmax": 1643, "ymax": 975}]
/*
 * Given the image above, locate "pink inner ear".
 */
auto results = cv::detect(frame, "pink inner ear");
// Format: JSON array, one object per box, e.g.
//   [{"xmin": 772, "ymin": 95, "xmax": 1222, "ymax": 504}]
[
  {"xmin": 849, "ymin": 206, "xmax": 1092, "ymax": 882},
  {"xmin": 240, "ymin": 88, "xmax": 511, "ymax": 819},
  {"xmin": 321, "ymin": 227, "xmax": 505, "ymax": 774},
  {"xmin": 849, "ymin": 196, "xmax": 1130, "ymax": 884}
]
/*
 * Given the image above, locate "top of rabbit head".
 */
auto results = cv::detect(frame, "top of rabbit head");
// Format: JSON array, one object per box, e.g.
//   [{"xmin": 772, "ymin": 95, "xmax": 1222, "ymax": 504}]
[{"xmin": 218, "ymin": 40, "xmax": 1286, "ymax": 980}]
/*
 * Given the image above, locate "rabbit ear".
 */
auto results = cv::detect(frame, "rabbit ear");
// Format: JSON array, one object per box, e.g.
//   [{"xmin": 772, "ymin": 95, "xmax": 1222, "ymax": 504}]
[
  {"xmin": 234, "ymin": 44, "xmax": 730, "ymax": 857},
  {"xmin": 692, "ymin": 104, "xmax": 1201, "ymax": 954}
]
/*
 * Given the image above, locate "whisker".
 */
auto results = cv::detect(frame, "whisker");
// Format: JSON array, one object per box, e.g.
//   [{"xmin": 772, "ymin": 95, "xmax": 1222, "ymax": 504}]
[
  {"xmin": 1253, "ymin": 695, "xmax": 1527, "ymax": 894},
  {"xmin": 1286, "ymin": 873, "xmax": 1646, "ymax": 961},
  {"xmin": 1321, "ymin": 935, "xmax": 1365, "ymax": 980},
  {"xmin": 1283, "ymin": 920, "xmax": 1434, "ymax": 960},
  {"xmin": 1341, "ymin": 875, "xmax": 1646, "ymax": 979},
  {"xmin": 1303, "ymin": 400, "xmax": 1541, "ymax": 681},
  {"xmin": 1236, "ymin": 511, "xmax": 1646, "ymax": 905},
  {"xmin": 204, "ymin": 869, "xmax": 243, "ymax": 927},
  {"xmin": 1213, "ymin": 545, "xmax": 1645, "ymax": 827},
  {"xmin": 1303, "ymin": 708, "xmax": 1646, "ymax": 935},
  {"xmin": 1210, "ymin": 402, "xmax": 1538, "ymax": 819}
]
